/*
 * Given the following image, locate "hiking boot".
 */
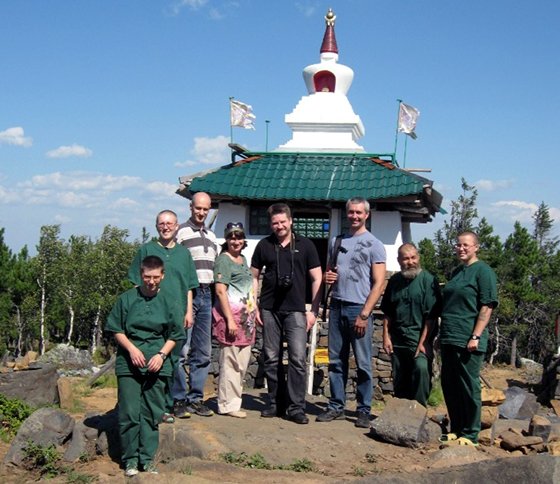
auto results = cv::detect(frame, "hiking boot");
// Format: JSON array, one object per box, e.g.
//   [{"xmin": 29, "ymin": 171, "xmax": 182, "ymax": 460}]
[
  {"xmin": 286, "ymin": 412, "xmax": 309, "ymax": 424},
  {"xmin": 173, "ymin": 400, "xmax": 192, "ymax": 419},
  {"xmin": 355, "ymin": 411, "xmax": 371, "ymax": 428},
  {"xmin": 261, "ymin": 406, "xmax": 278, "ymax": 418},
  {"xmin": 316, "ymin": 408, "xmax": 345, "ymax": 422},
  {"xmin": 186, "ymin": 401, "xmax": 214, "ymax": 417}
]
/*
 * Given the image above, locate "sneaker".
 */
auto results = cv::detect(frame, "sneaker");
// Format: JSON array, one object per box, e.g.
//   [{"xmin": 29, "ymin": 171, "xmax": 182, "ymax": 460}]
[
  {"xmin": 125, "ymin": 464, "xmax": 139, "ymax": 477},
  {"xmin": 355, "ymin": 412, "xmax": 371, "ymax": 428},
  {"xmin": 316, "ymin": 408, "xmax": 345, "ymax": 422},
  {"xmin": 161, "ymin": 412, "xmax": 175, "ymax": 424},
  {"xmin": 186, "ymin": 401, "xmax": 214, "ymax": 417},
  {"xmin": 173, "ymin": 400, "xmax": 192, "ymax": 419},
  {"xmin": 142, "ymin": 462, "xmax": 158, "ymax": 474}
]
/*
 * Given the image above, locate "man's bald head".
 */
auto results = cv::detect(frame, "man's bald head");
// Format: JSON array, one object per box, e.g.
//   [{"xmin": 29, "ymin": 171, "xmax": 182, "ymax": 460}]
[{"xmin": 190, "ymin": 192, "xmax": 212, "ymax": 227}]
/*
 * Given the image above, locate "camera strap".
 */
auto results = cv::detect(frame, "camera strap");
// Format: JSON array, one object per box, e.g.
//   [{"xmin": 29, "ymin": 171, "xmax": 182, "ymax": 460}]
[{"xmin": 275, "ymin": 233, "xmax": 295, "ymax": 283}]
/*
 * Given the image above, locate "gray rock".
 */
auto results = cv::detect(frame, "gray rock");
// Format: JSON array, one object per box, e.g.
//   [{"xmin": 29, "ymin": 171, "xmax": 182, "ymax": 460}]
[
  {"xmin": 0, "ymin": 364, "xmax": 59, "ymax": 406},
  {"xmin": 4, "ymin": 407, "xmax": 74, "ymax": 466},
  {"xmin": 83, "ymin": 409, "xmax": 120, "ymax": 459},
  {"xmin": 369, "ymin": 397, "xmax": 438, "ymax": 448},
  {"xmin": 63, "ymin": 420, "xmax": 88, "ymax": 462},
  {"xmin": 499, "ymin": 386, "xmax": 541, "ymax": 420},
  {"xmin": 37, "ymin": 343, "xmax": 94, "ymax": 371},
  {"xmin": 354, "ymin": 454, "xmax": 560, "ymax": 484}
]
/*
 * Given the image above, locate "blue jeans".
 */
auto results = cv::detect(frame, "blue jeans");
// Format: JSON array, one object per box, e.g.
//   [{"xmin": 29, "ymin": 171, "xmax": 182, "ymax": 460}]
[
  {"xmin": 327, "ymin": 299, "xmax": 373, "ymax": 414},
  {"xmin": 171, "ymin": 286, "xmax": 212, "ymax": 403},
  {"xmin": 261, "ymin": 309, "xmax": 308, "ymax": 415}
]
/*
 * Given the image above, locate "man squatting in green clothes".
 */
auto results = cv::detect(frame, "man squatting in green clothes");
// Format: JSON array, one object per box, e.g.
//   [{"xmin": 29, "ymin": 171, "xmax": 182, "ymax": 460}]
[
  {"xmin": 106, "ymin": 255, "xmax": 184, "ymax": 476},
  {"xmin": 128, "ymin": 210, "xmax": 199, "ymax": 423},
  {"xmin": 381, "ymin": 243, "xmax": 441, "ymax": 406}
]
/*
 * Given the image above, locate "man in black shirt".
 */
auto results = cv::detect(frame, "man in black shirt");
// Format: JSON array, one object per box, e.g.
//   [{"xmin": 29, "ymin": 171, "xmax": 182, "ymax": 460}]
[{"xmin": 251, "ymin": 203, "xmax": 322, "ymax": 424}]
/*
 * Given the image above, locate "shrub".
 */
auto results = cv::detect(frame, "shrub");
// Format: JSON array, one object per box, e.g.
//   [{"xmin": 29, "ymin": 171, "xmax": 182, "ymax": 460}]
[{"xmin": 0, "ymin": 394, "xmax": 34, "ymax": 441}]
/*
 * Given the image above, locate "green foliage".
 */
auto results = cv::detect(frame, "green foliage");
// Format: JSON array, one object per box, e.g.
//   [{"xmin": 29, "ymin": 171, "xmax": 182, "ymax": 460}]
[
  {"xmin": 22, "ymin": 440, "xmax": 62, "ymax": 477},
  {"xmin": 91, "ymin": 373, "xmax": 118, "ymax": 389},
  {"xmin": 427, "ymin": 380, "xmax": 444, "ymax": 407},
  {"xmin": 353, "ymin": 466, "xmax": 366, "ymax": 477},
  {"xmin": 64, "ymin": 469, "xmax": 98, "ymax": 483},
  {"xmin": 0, "ymin": 394, "xmax": 34, "ymax": 440},
  {"xmin": 221, "ymin": 452, "xmax": 316, "ymax": 473}
]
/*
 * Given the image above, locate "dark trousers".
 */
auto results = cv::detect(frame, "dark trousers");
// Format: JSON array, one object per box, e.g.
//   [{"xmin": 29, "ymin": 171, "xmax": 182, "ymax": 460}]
[
  {"xmin": 261, "ymin": 309, "xmax": 308, "ymax": 416},
  {"xmin": 392, "ymin": 347, "xmax": 432, "ymax": 406},
  {"xmin": 440, "ymin": 344, "xmax": 483, "ymax": 442}
]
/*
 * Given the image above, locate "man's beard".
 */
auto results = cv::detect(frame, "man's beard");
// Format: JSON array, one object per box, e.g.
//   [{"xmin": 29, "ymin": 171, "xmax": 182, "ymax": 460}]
[{"xmin": 401, "ymin": 267, "xmax": 422, "ymax": 279}]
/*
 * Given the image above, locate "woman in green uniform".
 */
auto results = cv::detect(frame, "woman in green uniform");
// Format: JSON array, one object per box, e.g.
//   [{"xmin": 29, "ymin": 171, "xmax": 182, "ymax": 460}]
[
  {"xmin": 440, "ymin": 231, "xmax": 498, "ymax": 446},
  {"xmin": 212, "ymin": 223, "xmax": 257, "ymax": 418},
  {"xmin": 106, "ymin": 255, "xmax": 183, "ymax": 476}
]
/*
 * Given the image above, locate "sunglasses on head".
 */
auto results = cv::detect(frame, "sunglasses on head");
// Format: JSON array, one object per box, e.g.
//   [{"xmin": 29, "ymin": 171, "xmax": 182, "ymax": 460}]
[{"xmin": 226, "ymin": 222, "xmax": 244, "ymax": 230}]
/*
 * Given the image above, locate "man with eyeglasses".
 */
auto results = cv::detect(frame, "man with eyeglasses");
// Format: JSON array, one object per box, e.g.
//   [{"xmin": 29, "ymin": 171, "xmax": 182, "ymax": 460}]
[
  {"xmin": 128, "ymin": 209, "xmax": 199, "ymax": 422},
  {"xmin": 172, "ymin": 192, "xmax": 219, "ymax": 417},
  {"xmin": 251, "ymin": 203, "xmax": 322, "ymax": 424}
]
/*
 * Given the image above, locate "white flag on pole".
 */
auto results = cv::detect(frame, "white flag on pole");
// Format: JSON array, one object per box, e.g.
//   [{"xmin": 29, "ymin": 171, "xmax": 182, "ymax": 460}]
[
  {"xmin": 230, "ymin": 99, "xmax": 256, "ymax": 130},
  {"xmin": 398, "ymin": 102, "xmax": 420, "ymax": 139}
]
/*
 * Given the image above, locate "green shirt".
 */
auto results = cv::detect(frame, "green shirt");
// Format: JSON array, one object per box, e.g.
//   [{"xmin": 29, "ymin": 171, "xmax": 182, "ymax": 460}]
[
  {"xmin": 380, "ymin": 270, "xmax": 441, "ymax": 349},
  {"xmin": 440, "ymin": 260, "xmax": 498, "ymax": 352},
  {"xmin": 105, "ymin": 287, "xmax": 184, "ymax": 377},
  {"xmin": 128, "ymin": 240, "xmax": 199, "ymax": 312}
]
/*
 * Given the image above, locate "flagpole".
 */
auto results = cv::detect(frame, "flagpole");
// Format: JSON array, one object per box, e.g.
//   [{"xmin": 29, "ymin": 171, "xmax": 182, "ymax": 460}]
[
  {"xmin": 403, "ymin": 134, "xmax": 408, "ymax": 168},
  {"xmin": 265, "ymin": 120, "xmax": 270, "ymax": 152},
  {"xmin": 229, "ymin": 96, "xmax": 234, "ymax": 144},
  {"xmin": 393, "ymin": 99, "xmax": 402, "ymax": 165}
]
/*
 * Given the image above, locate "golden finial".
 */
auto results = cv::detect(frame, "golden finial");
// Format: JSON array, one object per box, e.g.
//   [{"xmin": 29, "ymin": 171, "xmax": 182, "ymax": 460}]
[{"xmin": 325, "ymin": 8, "xmax": 336, "ymax": 26}]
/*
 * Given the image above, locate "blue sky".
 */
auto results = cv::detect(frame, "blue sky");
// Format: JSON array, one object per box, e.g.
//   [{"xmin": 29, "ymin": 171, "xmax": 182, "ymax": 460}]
[{"xmin": 1, "ymin": 0, "xmax": 559, "ymax": 253}]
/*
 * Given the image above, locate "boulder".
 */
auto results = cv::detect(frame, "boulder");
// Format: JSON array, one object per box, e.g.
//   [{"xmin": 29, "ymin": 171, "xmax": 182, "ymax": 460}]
[
  {"xmin": 481, "ymin": 387, "xmax": 506, "ymax": 406},
  {"xmin": 57, "ymin": 377, "xmax": 74, "ymax": 410},
  {"xmin": 37, "ymin": 344, "xmax": 94, "ymax": 373},
  {"xmin": 499, "ymin": 386, "xmax": 540, "ymax": 420},
  {"xmin": 4, "ymin": 407, "xmax": 74, "ymax": 466},
  {"xmin": 481, "ymin": 406, "xmax": 499, "ymax": 429},
  {"xmin": 369, "ymin": 397, "xmax": 440, "ymax": 448},
  {"xmin": 499, "ymin": 429, "xmax": 543, "ymax": 451},
  {"xmin": 0, "ymin": 364, "xmax": 59, "ymax": 406}
]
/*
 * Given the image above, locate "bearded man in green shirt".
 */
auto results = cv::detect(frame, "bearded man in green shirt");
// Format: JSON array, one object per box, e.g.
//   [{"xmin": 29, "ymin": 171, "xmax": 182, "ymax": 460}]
[{"xmin": 381, "ymin": 243, "xmax": 441, "ymax": 406}]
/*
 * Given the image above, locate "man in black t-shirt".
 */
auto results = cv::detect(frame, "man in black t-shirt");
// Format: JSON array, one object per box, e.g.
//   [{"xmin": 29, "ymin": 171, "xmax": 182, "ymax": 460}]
[{"xmin": 251, "ymin": 203, "xmax": 322, "ymax": 424}]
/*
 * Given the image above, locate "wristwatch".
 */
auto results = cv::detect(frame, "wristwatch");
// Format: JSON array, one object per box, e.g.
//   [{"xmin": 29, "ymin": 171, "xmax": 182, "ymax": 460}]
[
  {"xmin": 157, "ymin": 351, "xmax": 167, "ymax": 361},
  {"xmin": 470, "ymin": 335, "xmax": 480, "ymax": 341},
  {"xmin": 359, "ymin": 312, "xmax": 370, "ymax": 321}
]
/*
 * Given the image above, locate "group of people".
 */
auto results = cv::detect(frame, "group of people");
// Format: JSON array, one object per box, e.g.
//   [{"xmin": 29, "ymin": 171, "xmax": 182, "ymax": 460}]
[{"xmin": 105, "ymin": 192, "xmax": 497, "ymax": 476}]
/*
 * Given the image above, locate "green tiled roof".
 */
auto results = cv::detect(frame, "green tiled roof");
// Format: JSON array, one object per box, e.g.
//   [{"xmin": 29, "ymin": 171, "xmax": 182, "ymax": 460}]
[{"xmin": 184, "ymin": 152, "xmax": 432, "ymax": 203}]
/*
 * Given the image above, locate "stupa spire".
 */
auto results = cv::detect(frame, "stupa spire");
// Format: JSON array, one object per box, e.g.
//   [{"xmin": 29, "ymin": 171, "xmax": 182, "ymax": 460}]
[{"xmin": 320, "ymin": 8, "xmax": 338, "ymax": 54}]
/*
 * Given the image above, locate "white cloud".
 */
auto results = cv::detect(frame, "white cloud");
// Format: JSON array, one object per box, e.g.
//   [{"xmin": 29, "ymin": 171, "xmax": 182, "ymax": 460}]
[
  {"xmin": 474, "ymin": 178, "xmax": 514, "ymax": 192},
  {"xmin": 19, "ymin": 172, "xmax": 142, "ymax": 192},
  {"xmin": 175, "ymin": 135, "xmax": 229, "ymax": 168},
  {"xmin": 46, "ymin": 144, "xmax": 93, "ymax": 159},
  {"xmin": 491, "ymin": 200, "xmax": 538, "ymax": 223},
  {"xmin": 54, "ymin": 214, "xmax": 71, "ymax": 223},
  {"xmin": 111, "ymin": 197, "xmax": 140, "ymax": 209},
  {"xmin": 143, "ymin": 181, "xmax": 178, "ymax": 198},
  {"xmin": 168, "ymin": 0, "xmax": 208, "ymax": 15},
  {"xmin": 0, "ymin": 127, "xmax": 32, "ymax": 147},
  {"xmin": 295, "ymin": 2, "xmax": 317, "ymax": 17}
]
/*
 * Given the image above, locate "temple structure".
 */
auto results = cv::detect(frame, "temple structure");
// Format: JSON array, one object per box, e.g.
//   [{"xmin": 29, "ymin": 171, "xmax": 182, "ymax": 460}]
[{"xmin": 176, "ymin": 9, "xmax": 442, "ymax": 272}]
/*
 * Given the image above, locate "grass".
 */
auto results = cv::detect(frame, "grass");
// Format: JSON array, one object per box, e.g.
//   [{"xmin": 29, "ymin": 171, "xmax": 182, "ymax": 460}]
[
  {"xmin": 427, "ymin": 380, "xmax": 444, "ymax": 407},
  {"xmin": 221, "ymin": 452, "xmax": 317, "ymax": 473},
  {"xmin": 91, "ymin": 373, "xmax": 118, "ymax": 389},
  {"xmin": 353, "ymin": 466, "xmax": 366, "ymax": 477}
]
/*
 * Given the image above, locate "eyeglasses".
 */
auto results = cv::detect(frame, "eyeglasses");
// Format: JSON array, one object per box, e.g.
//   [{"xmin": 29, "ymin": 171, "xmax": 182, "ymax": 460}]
[
  {"xmin": 454, "ymin": 243, "xmax": 475, "ymax": 249},
  {"xmin": 226, "ymin": 222, "xmax": 244, "ymax": 230},
  {"xmin": 157, "ymin": 222, "xmax": 176, "ymax": 228}
]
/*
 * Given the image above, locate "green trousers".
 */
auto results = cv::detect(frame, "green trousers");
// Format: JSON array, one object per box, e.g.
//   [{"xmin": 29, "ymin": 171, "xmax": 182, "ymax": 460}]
[
  {"xmin": 118, "ymin": 374, "xmax": 166, "ymax": 468},
  {"xmin": 440, "ymin": 344, "xmax": 483, "ymax": 443},
  {"xmin": 392, "ymin": 347, "xmax": 432, "ymax": 406}
]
